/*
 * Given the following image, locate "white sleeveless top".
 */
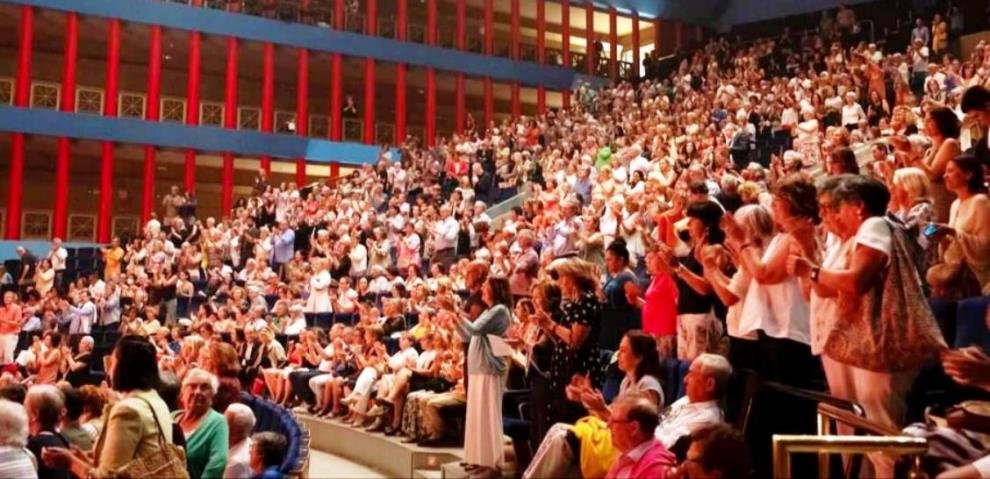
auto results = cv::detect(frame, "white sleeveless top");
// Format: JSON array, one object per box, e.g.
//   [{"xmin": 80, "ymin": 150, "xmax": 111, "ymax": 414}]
[{"xmin": 737, "ymin": 234, "xmax": 811, "ymax": 345}]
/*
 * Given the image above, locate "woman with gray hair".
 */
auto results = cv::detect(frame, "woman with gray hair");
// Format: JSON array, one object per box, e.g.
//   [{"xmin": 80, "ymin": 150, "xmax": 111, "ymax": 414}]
[
  {"xmin": 0, "ymin": 399, "xmax": 36, "ymax": 479},
  {"xmin": 26, "ymin": 384, "xmax": 70, "ymax": 479},
  {"xmin": 176, "ymin": 368, "xmax": 228, "ymax": 479}
]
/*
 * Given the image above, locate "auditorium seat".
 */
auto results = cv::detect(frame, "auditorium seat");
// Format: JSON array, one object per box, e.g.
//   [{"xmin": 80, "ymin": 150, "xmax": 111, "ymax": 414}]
[
  {"xmin": 955, "ymin": 296, "xmax": 990, "ymax": 350},
  {"xmin": 660, "ymin": 358, "xmax": 692, "ymax": 406}
]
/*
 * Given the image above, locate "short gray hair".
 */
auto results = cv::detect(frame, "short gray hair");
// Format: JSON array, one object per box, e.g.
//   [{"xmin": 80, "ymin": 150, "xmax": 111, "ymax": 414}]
[
  {"xmin": 225, "ymin": 403, "xmax": 256, "ymax": 436},
  {"xmin": 0, "ymin": 399, "xmax": 29, "ymax": 448},
  {"xmin": 182, "ymin": 368, "xmax": 219, "ymax": 394},
  {"xmin": 25, "ymin": 385, "xmax": 64, "ymax": 430},
  {"xmin": 695, "ymin": 353, "xmax": 733, "ymax": 397}
]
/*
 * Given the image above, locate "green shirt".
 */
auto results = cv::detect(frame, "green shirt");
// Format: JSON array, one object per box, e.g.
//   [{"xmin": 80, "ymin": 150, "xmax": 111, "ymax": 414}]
[
  {"xmin": 174, "ymin": 409, "xmax": 228, "ymax": 479},
  {"xmin": 595, "ymin": 146, "xmax": 613, "ymax": 169}
]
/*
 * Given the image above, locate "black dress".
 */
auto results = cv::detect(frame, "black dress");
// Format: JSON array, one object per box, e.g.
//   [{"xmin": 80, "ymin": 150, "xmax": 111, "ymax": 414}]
[{"xmin": 547, "ymin": 291, "xmax": 603, "ymax": 423}]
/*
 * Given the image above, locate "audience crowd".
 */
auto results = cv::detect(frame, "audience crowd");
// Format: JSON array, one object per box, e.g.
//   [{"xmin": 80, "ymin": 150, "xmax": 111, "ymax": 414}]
[{"xmin": 0, "ymin": 3, "xmax": 989, "ymax": 479}]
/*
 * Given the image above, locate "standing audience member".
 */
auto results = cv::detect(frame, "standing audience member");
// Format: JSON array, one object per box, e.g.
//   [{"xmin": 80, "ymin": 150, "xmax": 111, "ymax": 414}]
[
  {"xmin": 177, "ymin": 368, "xmax": 229, "ymax": 479},
  {"xmin": 42, "ymin": 335, "xmax": 178, "ymax": 478},
  {"xmin": 224, "ymin": 403, "xmax": 257, "ymax": 479},
  {"xmin": 446, "ymin": 276, "xmax": 512, "ymax": 479}
]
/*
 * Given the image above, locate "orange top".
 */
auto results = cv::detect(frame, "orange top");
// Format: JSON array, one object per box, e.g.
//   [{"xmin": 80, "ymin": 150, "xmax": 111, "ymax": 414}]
[{"xmin": 0, "ymin": 304, "xmax": 21, "ymax": 335}]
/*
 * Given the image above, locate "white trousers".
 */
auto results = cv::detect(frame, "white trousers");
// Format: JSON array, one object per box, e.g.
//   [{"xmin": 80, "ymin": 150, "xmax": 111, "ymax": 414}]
[
  {"xmin": 522, "ymin": 423, "xmax": 580, "ymax": 479},
  {"xmin": 309, "ymin": 374, "xmax": 335, "ymax": 405},
  {"xmin": 822, "ymin": 354, "xmax": 919, "ymax": 478},
  {"xmin": 464, "ymin": 373, "xmax": 505, "ymax": 469},
  {"xmin": 0, "ymin": 334, "xmax": 17, "ymax": 364}
]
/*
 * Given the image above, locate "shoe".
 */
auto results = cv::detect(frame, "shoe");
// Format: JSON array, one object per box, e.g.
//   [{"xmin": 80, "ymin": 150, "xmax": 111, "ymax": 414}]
[
  {"xmin": 366, "ymin": 405, "xmax": 385, "ymax": 417},
  {"xmin": 366, "ymin": 418, "xmax": 386, "ymax": 433},
  {"xmin": 401, "ymin": 436, "xmax": 419, "ymax": 444},
  {"xmin": 341, "ymin": 394, "xmax": 354, "ymax": 405},
  {"xmin": 384, "ymin": 425, "xmax": 399, "ymax": 436}
]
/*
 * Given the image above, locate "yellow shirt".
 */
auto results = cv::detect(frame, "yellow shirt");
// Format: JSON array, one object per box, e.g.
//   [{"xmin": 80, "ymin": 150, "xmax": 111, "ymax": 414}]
[{"xmin": 104, "ymin": 247, "xmax": 124, "ymax": 279}]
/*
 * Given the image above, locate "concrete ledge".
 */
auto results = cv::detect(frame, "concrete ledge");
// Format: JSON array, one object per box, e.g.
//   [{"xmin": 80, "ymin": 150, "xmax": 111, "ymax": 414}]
[{"xmin": 298, "ymin": 413, "xmax": 462, "ymax": 479}]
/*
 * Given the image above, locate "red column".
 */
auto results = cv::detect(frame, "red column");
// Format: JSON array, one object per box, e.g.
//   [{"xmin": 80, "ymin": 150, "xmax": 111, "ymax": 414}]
[
  {"xmin": 395, "ymin": 0, "xmax": 407, "ymax": 143},
  {"xmin": 455, "ymin": 0, "xmax": 465, "ymax": 134},
  {"xmin": 330, "ymin": 0, "xmax": 343, "ymax": 141},
  {"xmin": 536, "ymin": 0, "xmax": 545, "ymax": 114},
  {"xmin": 608, "ymin": 8, "xmax": 617, "ymax": 80},
  {"xmin": 561, "ymin": 0, "xmax": 570, "ymax": 67},
  {"xmin": 142, "ymin": 25, "xmax": 162, "ymax": 224},
  {"xmin": 483, "ymin": 0, "xmax": 493, "ymax": 126},
  {"xmin": 585, "ymin": 2, "xmax": 594, "ymax": 75},
  {"xmin": 675, "ymin": 20, "xmax": 683, "ymax": 50},
  {"xmin": 561, "ymin": 0, "xmax": 571, "ymax": 108},
  {"xmin": 184, "ymin": 30, "xmax": 201, "ymax": 194},
  {"xmin": 97, "ymin": 18, "xmax": 120, "ymax": 243},
  {"xmin": 425, "ymin": 0, "xmax": 437, "ymax": 145},
  {"xmin": 296, "ymin": 48, "xmax": 309, "ymax": 185},
  {"xmin": 696, "ymin": 25, "xmax": 703, "ymax": 44},
  {"xmin": 363, "ymin": 0, "xmax": 376, "ymax": 145},
  {"xmin": 330, "ymin": 162, "xmax": 340, "ymax": 181},
  {"xmin": 510, "ymin": 0, "xmax": 520, "ymax": 120},
  {"xmin": 631, "ymin": 12, "xmax": 640, "ymax": 79},
  {"xmin": 222, "ymin": 37, "xmax": 237, "ymax": 215},
  {"xmin": 6, "ymin": 5, "xmax": 32, "ymax": 240},
  {"xmin": 261, "ymin": 43, "xmax": 274, "ymax": 172},
  {"xmin": 53, "ymin": 12, "xmax": 78, "ymax": 240}
]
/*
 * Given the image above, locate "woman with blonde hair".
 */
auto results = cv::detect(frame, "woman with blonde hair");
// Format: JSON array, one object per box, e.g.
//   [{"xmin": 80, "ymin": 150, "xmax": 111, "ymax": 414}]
[
  {"xmin": 890, "ymin": 167, "xmax": 934, "ymax": 256},
  {"xmin": 536, "ymin": 258, "xmax": 603, "ymax": 403}
]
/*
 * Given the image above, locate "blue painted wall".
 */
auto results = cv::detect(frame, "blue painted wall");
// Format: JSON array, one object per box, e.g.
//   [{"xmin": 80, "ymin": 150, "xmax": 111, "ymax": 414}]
[
  {"xmin": 717, "ymin": 0, "xmax": 875, "ymax": 29},
  {"xmin": 6, "ymin": 0, "xmax": 594, "ymax": 91},
  {"xmin": 0, "ymin": 105, "xmax": 392, "ymax": 164},
  {"xmin": 0, "ymin": 241, "xmax": 102, "ymax": 262}
]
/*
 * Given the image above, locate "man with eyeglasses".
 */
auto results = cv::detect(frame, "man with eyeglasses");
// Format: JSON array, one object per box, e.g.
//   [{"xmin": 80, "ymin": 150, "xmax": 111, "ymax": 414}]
[{"xmin": 605, "ymin": 394, "xmax": 676, "ymax": 479}]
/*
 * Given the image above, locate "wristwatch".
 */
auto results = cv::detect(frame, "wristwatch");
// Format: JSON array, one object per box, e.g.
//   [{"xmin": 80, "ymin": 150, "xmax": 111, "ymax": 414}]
[{"xmin": 810, "ymin": 265, "xmax": 821, "ymax": 283}]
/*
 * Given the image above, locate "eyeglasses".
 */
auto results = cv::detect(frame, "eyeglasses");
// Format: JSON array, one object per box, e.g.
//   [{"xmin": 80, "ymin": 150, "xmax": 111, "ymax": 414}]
[{"xmin": 818, "ymin": 200, "xmax": 839, "ymax": 212}]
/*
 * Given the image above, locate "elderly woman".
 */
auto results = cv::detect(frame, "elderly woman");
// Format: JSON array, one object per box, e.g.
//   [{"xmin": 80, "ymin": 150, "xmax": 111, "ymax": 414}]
[
  {"xmin": 731, "ymin": 174, "xmax": 818, "ymax": 388},
  {"xmin": 0, "ymin": 399, "xmax": 35, "ymax": 478},
  {"xmin": 176, "ymin": 368, "xmax": 229, "ymax": 479},
  {"xmin": 703, "ymin": 204, "xmax": 775, "ymax": 372},
  {"xmin": 42, "ymin": 335, "xmax": 177, "ymax": 479},
  {"xmin": 789, "ymin": 175, "xmax": 945, "ymax": 477}
]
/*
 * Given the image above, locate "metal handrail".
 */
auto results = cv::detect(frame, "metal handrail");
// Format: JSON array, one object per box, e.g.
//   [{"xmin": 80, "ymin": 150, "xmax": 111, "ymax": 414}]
[{"xmin": 773, "ymin": 435, "xmax": 928, "ymax": 479}]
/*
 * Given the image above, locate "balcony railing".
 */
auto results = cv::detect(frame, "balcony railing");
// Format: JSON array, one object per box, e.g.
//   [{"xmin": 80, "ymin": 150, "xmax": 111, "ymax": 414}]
[{"xmin": 156, "ymin": 0, "xmax": 615, "ymax": 78}]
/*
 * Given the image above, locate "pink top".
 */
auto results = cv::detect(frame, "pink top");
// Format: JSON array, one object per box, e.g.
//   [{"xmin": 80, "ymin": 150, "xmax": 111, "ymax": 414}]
[
  {"xmin": 605, "ymin": 438, "xmax": 676, "ymax": 479},
  {"xmin": 641, "ymin": 272, "xmax": 678, "ymax": 336}
]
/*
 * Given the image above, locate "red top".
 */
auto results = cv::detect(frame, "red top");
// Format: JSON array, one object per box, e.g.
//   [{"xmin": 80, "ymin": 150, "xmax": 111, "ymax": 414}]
[
  {"xmin": 641, "ymin": 272, "xmax": 678, "ymax": 336},
  {"xmin": 0, "ymin": 304, "xmax": 21, "ymax": 335}
]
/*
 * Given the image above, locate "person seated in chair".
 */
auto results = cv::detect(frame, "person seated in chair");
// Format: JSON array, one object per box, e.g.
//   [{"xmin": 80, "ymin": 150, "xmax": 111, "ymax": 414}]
[{"xmin": 523, "ymin": 353, "xmax": 729, "ymax": 479}]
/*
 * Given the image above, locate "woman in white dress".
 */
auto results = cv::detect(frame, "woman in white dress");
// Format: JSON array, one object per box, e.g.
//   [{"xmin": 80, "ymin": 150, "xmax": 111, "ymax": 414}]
[
  {"xmin": 443, "ymin": 276, "xmax": 511, "ymax": 478},
  {"xmin": 305, "ymin": 258, "xmax": 333, "ymax": 314}
]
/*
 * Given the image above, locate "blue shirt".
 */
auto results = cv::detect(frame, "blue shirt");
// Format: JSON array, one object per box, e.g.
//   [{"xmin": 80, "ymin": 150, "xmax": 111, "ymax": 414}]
[
  {"xmin": 272, "ymin": 228, "xmax": 296, "ymax": 264},
  {"xmin": 253, "ymin": 466, "xmax": 284, "ymax": 479}
]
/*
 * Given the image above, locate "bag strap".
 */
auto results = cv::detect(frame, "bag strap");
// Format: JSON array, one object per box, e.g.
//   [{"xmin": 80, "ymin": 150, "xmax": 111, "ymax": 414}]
[{"xmin": 133, "ymin": 396, "xmax": 170, "ymax": 449}]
